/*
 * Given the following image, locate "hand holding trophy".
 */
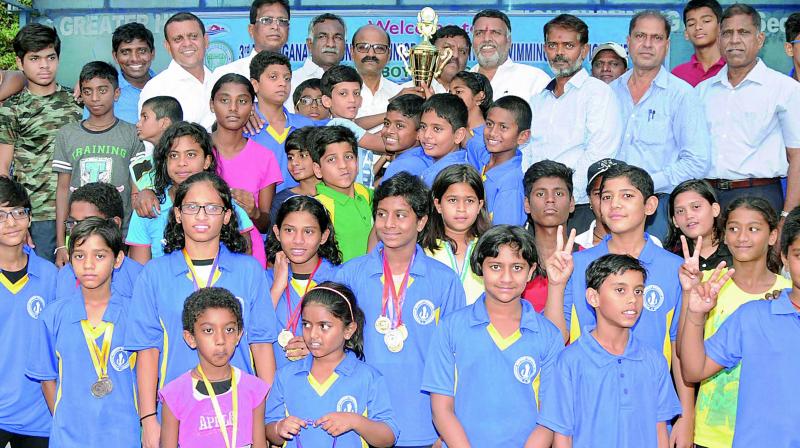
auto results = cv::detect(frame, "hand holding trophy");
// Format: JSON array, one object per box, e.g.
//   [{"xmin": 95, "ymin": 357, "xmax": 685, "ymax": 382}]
[{"xmin": 398, "ymin": 7, "xmax": 454, "ymax": 88}]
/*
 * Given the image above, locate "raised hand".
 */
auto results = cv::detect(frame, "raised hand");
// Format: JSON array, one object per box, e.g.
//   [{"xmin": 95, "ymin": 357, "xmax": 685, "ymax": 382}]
[
  {"xmin": 679, "ymin": 235, "xmax": 703, "ymax": 291},
  {"xmin": 687, "ymin": 263, "xmax": 734, "ymax": 314},
  {"xmin": 545, "ymin": 226, "xmax": 576, "ymax": 287}
]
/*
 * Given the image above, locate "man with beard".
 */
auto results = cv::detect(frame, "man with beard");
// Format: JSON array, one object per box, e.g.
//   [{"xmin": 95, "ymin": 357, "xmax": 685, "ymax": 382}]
[
  {"xmin": 401, "ymin": 25, "xmax": 471, "ymax": 94},
  {"xmin": 525, "ymin": 15, "xmax": 622, "ymax": 233},
  {"xmin": 469, "ymin": 9, "xmax": 549, "ymax": 103},
  {"xmin": 289, "ymin": 13, "xmax": 347, "ymax": 109}
]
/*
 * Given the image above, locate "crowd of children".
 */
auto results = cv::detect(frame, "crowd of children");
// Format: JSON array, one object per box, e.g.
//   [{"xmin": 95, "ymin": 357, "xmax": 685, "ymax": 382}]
[{"xmin": 0, "ymin": 10, "xmax": 798, "ymax": 448}]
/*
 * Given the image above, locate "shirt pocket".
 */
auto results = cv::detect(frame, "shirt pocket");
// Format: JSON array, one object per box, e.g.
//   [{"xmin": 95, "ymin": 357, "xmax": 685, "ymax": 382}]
[
  {"xmin": 741, "ymin": 109, "xmax": 772, "ymax": 148},
  {"xmin": 638, "ymin": 115, "xmax": 669, "ymax": 146}
]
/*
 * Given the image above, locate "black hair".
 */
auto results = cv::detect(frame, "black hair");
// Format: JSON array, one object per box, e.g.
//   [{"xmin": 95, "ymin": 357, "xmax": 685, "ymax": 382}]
[
  {"xmin": 721, "ymin": 4, "xmax": 762, "ymax": 30},
  {"xmin": 285, "ymin": 126, "xmax": 314, "ymax": 154},
  {"xmin": 68, "ymin": 182, "xmax": 124, "ymax": 220},
  {"xmin": 544, "ymin": 14, "xmax": 589, "ymax": 45},
  {"xmin": 164, "ymin": 172, "xmax": 248, "ymax": 255},
  {"xmin": 664, "ymin": 179, "xmax": 722, "ymax": 254},
  {"xmin": 472, "ymin": 9, "xmax": 512, "ymax": 32},
  {"xmin": 725, "ymin": 197, "xmax": 781, "ymax": 273},
  {"xmin": 308, "ymin": 13, "xmax": 346, "ymax": 39},
  {"xmin": 0, "ymin": 175, "xmax": 31, "ymax": 210},
  {"xmin": 489, "ymin": 95, "xmax": 532, "ymax": 133},
  {"xmin": 373, "ymin": 171, "xmax": 430, "ymax": 221},
  {"xmin": 629, "ymin": 10, "xmax": 672, "ymax": 36},
  {"xmin": 421, "ymin": 164, "xmax": 491, "ymax": 253},
  {"xmin": 266, "ymin": 195, "xmax": 342, "ymax": 265},
  {"xmin": 164, "ymin": 12, "xmax": 205, "ymax": 38},
  {"xmin": 292, "ymin": 78, "xmax": 322, "ymax": 106},
  {"xmin": 306, "ymin": 126, "xmax": 357, "ymax": 164},
  {"xmin": 142, "ymin": 96, "xmax": 183, "ymax": 123},
  {"xmin": 585, "ymin": 253, "xmax": 647, "ymax": 291},
  {"xmin": 421, "ymin": 93, "xmax": 469, "ymax": 131},
  {"xmin": 79, "ymin": 61, "xmax": 119, "ymax": 90},
  {"xmin": 432, "ymin": 25, "xmax": 472, "ymax": 51},
  {"xmin": 523, "ymin": 160, "xmax": 574, "ymax": 198},
  {"xmin": 211, "ymin": 73, "xmax": 256, "ymax": 102},
  {"xmin": 782, "ymin": 207, "xmax": 800, "ymax": 256},
  {"xmin": 320, "ymin": 65, "xmax": 362, "ymax": 98},
  {"xmin": 302, "ymin": 281, "xmax": 365, "ymax": 360},
  {"xmin": 153, "ymin": 121, "xmax": 216, "ymax": 204},
  {"xmin": 182, "ymin": 287, "xmax": 244, "ymax": 334},
  {"xmin": 14, "ymin": 23, "xmax": 60, "ymax": 59},
  {"xmin": 452, "ymin": 71, "xmax": 493, "ymax": 118},
  {"xmin": 112, "ymin": 22, "xmax": 155, "ymax": 52},
  {"xmin": 68, "ymin": 216, "xmax": 123, "ymax": 258},
  {"xmin": 471, "ymin": 225, "xmax": 537, "ymax": 275},
  {"xmin": 683, "ymin": 0, "xmax": 723, "ymax": 24},
  {"xmin": 351, "ymin": 24, "xmax": 391, "ymax": 49},
  {"xmin": 249, "ymin": 50, "xmax": 291, "ymax": 81},
  {"xmin": 787, "ymin": 12, "xmax": 800, "ymax": 42},
  {"xmin": 249, "ymin": 0, "xmax": 291, "ymax": 23},
  {"xmin": 386, "ymin": 94, "xmax": 424, "ymax": 127},
  {"xmin": 600, "ymin": 164, "xmax": 655, "ymax": 202}
]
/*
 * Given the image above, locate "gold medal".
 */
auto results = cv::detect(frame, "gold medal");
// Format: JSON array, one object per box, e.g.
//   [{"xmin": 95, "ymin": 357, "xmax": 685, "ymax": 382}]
[
  {"xmin": 277, "ymin": 329, "xmax": 294, "ymax": 348},
  {"xmin": 374, "ymin": 315, "xmax": 392, "ymax": 334},
  {"xmin": 397, "ymin": 324, "xmax": 408, "ymax": 341},
  {"xmin": 384, "ymin": 329, "xmax": 404, "ymax": 352},
  {"xmin": 80, "ymin": 321, "xmax": 114, "ymax": 399},
  {"xmin": 91, "ymin": 376, "xmax": 113, "ymax": 398}
]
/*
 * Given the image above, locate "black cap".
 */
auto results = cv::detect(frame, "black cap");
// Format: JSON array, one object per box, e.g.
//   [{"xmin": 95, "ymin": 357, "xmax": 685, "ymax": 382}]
[{"xmin": 586, "ymin": 158, "xmax": 626, "ymax": 194}]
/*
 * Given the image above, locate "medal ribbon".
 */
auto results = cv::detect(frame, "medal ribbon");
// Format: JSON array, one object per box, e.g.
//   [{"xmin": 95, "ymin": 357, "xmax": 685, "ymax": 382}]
[
  {"xmin": 198, "ymin": 365, "xmax": 238, "ymax": 448},
  {"xmin": 79, "ymin": 321, "xmax": 114, "ymax": 380},
  {"xmin": 381, "ymin": 252, "xmax": 413, "ymax": 328},
  {"xmin": 284, "ymin": 258, "xmax": 322, "ymax": 334},
  {"xmin": 444, "ymin": 240, "xmax": 475, "ymax": 284},
  {"xmin": 183, "ymin": 249, "xmax": 220, "ymax": 290}
]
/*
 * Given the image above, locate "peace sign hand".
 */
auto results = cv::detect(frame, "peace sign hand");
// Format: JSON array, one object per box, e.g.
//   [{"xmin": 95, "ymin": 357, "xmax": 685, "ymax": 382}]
[
  {"xmin": 546, "ymin": 226, "xmax": 577, "ymax": 287},
  {"xmin": 687, "ymin": 262, "xmax": 734, "ymax": 315},
  {"xmin": 679, "ymin": 235, "xmax": 704, "ymax": 291}
]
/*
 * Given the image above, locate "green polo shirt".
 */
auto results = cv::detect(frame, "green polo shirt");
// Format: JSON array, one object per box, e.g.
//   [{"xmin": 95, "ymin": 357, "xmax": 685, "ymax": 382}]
[{"xmin": 315, "ymin": 182, "xmax": 373, "ymax": 262}]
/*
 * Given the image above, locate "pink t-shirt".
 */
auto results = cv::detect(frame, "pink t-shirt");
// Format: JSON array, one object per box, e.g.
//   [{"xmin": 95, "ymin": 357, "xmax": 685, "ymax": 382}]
[
  {"xmin": 159, "ymin": 367, "xmax": 269, "ymax": 448},
  {"xmin": 215, "ymin": 139, "xmax": 282, "ymax": 268},
  {"xmin": 672, "ymin": 54, "xmax": 726, "ymax": 87}
]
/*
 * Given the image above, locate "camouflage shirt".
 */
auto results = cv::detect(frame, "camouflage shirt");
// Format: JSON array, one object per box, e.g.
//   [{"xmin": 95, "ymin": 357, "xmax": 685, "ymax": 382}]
[{"xmin": 0, "ymin": 86, "xmax": 81, "ymax": 221}]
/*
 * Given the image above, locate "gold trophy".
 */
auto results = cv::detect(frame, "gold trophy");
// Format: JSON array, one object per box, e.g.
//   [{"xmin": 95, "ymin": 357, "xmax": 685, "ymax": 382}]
[{"xmin": 398, "ymin": 7, "xmax": 453, "ymax": 88}]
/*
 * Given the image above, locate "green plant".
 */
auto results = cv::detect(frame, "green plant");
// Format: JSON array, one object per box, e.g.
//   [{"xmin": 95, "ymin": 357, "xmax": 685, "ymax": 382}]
[{"xmin": 0, "ymin": 1, "xmax": 34, "ymax": 70}]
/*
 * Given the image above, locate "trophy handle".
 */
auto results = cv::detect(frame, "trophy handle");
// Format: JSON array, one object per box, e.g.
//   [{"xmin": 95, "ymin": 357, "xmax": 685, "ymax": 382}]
[
  {"xmin": 433, "ymin": 47, "xmax": 453, "ymax": 80},
  {"xmin": 398, "ymin": 43, "xmax": 413, "ymax": 78}
]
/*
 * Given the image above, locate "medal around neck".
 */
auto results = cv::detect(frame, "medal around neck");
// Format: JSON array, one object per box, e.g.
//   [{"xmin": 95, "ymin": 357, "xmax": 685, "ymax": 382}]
[
  {"xmin": 374, "ymin": 315, "xmax": 392, "ymax": 334},
  {"xmin": 91, "ymin": 376, "xmax": 113, "ymax": 398},
  {"xmin": 384, "ymin": 329, "xmax": 404, "ymax": 352},
  {"xmin": 277, "ymin": 329, "xmax": 294, "ymax": 348},
  {"xmin": 397, "ymin": 323, "xmax": 408, "ymax": 341}
]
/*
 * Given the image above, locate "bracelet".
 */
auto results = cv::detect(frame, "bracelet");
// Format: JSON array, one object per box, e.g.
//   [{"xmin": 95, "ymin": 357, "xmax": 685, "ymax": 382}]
[
  {"xmin": 139, "ymin": 412, "xmax": 157, "ymax": 424},
  {"xmin": 53, "ymin": 245, "xmax": 67, "ymax": 255}
]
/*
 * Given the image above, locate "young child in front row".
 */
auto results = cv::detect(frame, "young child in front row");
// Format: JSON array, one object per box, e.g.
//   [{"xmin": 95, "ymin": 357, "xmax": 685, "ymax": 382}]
[
  {"xmin": 678, "ymin": 206, "xmax": 800, "ymax": 447},
  {"xmin": 334, "ymin": 172, "xmax": 466, "ymax": 447},
  {"xmin": 422, "ymin": 225, "xmax": 562, "ymax": 447},
  {"xmin": 309, "ymin": 126, "xmax": 373, "ymax": 262},
  {"xmin": 421, "ymin": 164, "xmax": 490, "ymax": 305},
  {"xmin": 160, "ymin": 287, "xmax": 269, "ymax": 448},
  {"xmin": 418, "ymin": 93, "xmax": 469, "ymax": 187},
  {"xmin": 0, "ymin": 176, "xmax": 58, "ymax": 446},
  {"xmin": 27, "ymin": 218, "xmax": 139, "ymax": 447},
  {"xmin": 380, "ymin": 94, "xmax": 430, "ymax": 184},
  {"xmin": 269, "ymin": 126, "xmax": 319, "ymax": 223},
  {"xmin": 266, "ymin": 282, "xmax": 399, "ymax": 447},
  {"xmin": 536, "ymin": 254, "xmax": 682, "ymax": 447}
]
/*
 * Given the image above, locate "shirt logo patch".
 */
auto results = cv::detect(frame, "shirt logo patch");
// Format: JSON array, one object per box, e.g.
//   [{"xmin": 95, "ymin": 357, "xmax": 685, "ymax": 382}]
[
  {"xmin": 27, "ymin": 295, "xmax": 45, "ymax": 319},
  {"xmin": 643, "ymin": 285, "xmax": 664, "ymax": 312},
  {"xmin": 413, "ymin": 299, "xmax": 435, "ymax": 325},
  {"xmin": 336, "ymin": 395, "xmax": 358, "ymax": 413},
  {"xmin": 110, "ymin": 347, "xmax": 130, "ymax": 372},
  {"xmin": 514, "ymin": 356, "xmax": 537, "ymax": 384}
]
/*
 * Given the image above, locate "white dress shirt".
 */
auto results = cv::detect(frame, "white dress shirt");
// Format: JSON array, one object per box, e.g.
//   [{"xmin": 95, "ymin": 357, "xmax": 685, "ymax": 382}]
[
  {"xmin": 470, "ymin": 57, "xmax": 550, "ymax": 103},
  {"xmin": 357, "ymin": 75, "xmax": 402, "ymax": 132},
  {"xmin": 208, "ymin": 49, "xmax": 257, "ymax": 88},
  {"xmin": 400, "ymin": 77, "xmax": 447, "ymax": 94},
  {"xmin": 138, "ymin": 60, "xmax": 215, "ymax": 130},
  {"xmin": 524, "ymin": 69, "xmax": 622, "ymax": 204},
  {"xmin": 697, "ymin": 59, "xmax": 800, "ymax": 180}
]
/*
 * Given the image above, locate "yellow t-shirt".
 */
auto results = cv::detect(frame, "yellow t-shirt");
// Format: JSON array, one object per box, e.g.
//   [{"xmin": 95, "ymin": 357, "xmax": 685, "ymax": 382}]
[
  {"xmin": 425, "ymin": 239, "xmax": 484, "ymax": 305},
  {"xmin": 694, "ymin": 269, "xmax": 791, "ymax": 448}
]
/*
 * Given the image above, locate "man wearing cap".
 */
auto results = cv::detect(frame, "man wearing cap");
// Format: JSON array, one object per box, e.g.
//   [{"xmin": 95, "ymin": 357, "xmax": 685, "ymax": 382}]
[
  {"xmin": 525, "ymin": 14, "xmax": 622, "ymax": 233},
  {"xmin": 470, "ymin": 9, "xmax": 550, "ymax": 102},
  {"xmin": 591, "ymin": 42, "xmax": 628, "ymax": 84},
  {"xmin": 610, "ymin": 10, "xmax": 710, "ymax": 241}
]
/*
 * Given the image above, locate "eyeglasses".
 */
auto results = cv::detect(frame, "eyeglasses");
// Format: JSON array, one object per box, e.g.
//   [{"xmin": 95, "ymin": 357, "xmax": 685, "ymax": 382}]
[
  {"xmin": 64, "ymin": 218, "xmax": 83, "ymax": 233},
  {"xmin": 353, "ymin": 42, "xmax": 389, "ymax": 55},
  {"xmin": 0, "ymin": 208, "xmax": 30, "ymax": 223},
  {"xmin": 255, "ymin": 16, "xmax": 290, "ymax": 27},
  {"xmin": 179, "ymin": 203, "xmax": 227, "ymax": 215},
  {"xmin": 297, "ymin": 96, "xmax": 324, "ymax": 107}
]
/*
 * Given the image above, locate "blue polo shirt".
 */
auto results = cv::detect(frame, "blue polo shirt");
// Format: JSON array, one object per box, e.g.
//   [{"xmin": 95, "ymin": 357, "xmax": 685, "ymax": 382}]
[
  {"xmin": 564, "ymin": 235, "xmax": 683, "ymax": 361},
  {"xmin": 420, "ymin": 150, "xmax": 467, "ymax": 187},
  {"xmin": 538, "ymin": 328, "xmax": 681, "ymax": 447},
  {"xmin": 124, "ymin": 245, "xmax": 277, "ymax": 390},
  {"xmin": 247, "ymin": 106, "xmax": 315, "ymax": 192},
  {"xmin": 483, "ymin": 152, "xmax": 526, "ymax": 226},
  {"xmin": 56, "ymin": 256, "xmax": 143, "ymax": 300},
  {"xmin": 265, "ymin": 351, "xmax": 400, "ymax": 447},
  {"xmin": 265, "ymin": 258, "xmax": 339, "ymax": 369},
  {"xmin": 334, "ymin": 244, "xmax": 466, "ymax": 445},
  {"xmin": 381, "ymin": 146, "xmax": 433, "ymax": 184},
  {"xmin": 704, "ymin": 290, "xmax": 800, "ymax": 447},
  {"xmin": 26, "ymin": 291, "xmax": 139, "ymax": 447},
  {"xmin": 422, "ymin": 295, "xmax": 563, "ymax": 446},
  {"xmin": 83, "ymin": 69, "xmax": 156, "ymax": 124},
  {"xmin": 0, "ymin": 247, "xmax": 56, "ymax": 437}
]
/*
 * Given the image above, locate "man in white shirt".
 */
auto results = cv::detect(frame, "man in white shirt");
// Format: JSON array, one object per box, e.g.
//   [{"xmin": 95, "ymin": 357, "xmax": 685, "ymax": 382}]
[
  {"xmin": 469, "ymin": 9, "xmax": 550, "ymax": 103},
  {"xmin": 698, "ymin": 4, "xmax": 800, "ymax": 215},
  {"xmin": 352, "ymin": 24, "xmax": 403, "ymax": 120},
  {"xmin": 289, "ymin": 13, "xmax": 346, "ymax": 107},
  {"xmin": 401, "ymin": 25, "xmax": 471, "ymax": 94},
  {"xmin": 525, "ymin": 14, "xmax": 622, "ymax": 233},
  {"xmin": 138, "ymin": 12, "xmax": 215, "ymax": 129}
]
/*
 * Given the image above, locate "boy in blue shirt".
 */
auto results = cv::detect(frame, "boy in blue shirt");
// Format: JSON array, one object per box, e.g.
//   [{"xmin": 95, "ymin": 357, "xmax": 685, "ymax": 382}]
[
  {"xmin": 422, "ymin": 225, "xmax": 562, "ymax": 447},
  {"xmin": 679, "ymin": 207, "xmax": 800, "ymax": 447},
  {"xmin": 268, "ymin": 127, "xmax": 319, "ymax": 223},
  {"xmin": 380, "ymin": 94, "xmax": 431, "ymax": 184},
  {"xmin": 335, "ymin": 172, "xmax": 465, "ymax": 447},
  {"xmin": 538, "ymin": 253, "xmax": 681, "ymax": 447},
  {"xmin": 418, "ymin": 93, "xmax": 468, "ymax": 187}
]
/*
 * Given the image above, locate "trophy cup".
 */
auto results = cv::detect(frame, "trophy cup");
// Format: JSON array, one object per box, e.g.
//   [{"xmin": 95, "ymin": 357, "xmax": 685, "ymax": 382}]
[{"xmin": 398, "ymin": 7, "xmax": 453, "ymax": 88}]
